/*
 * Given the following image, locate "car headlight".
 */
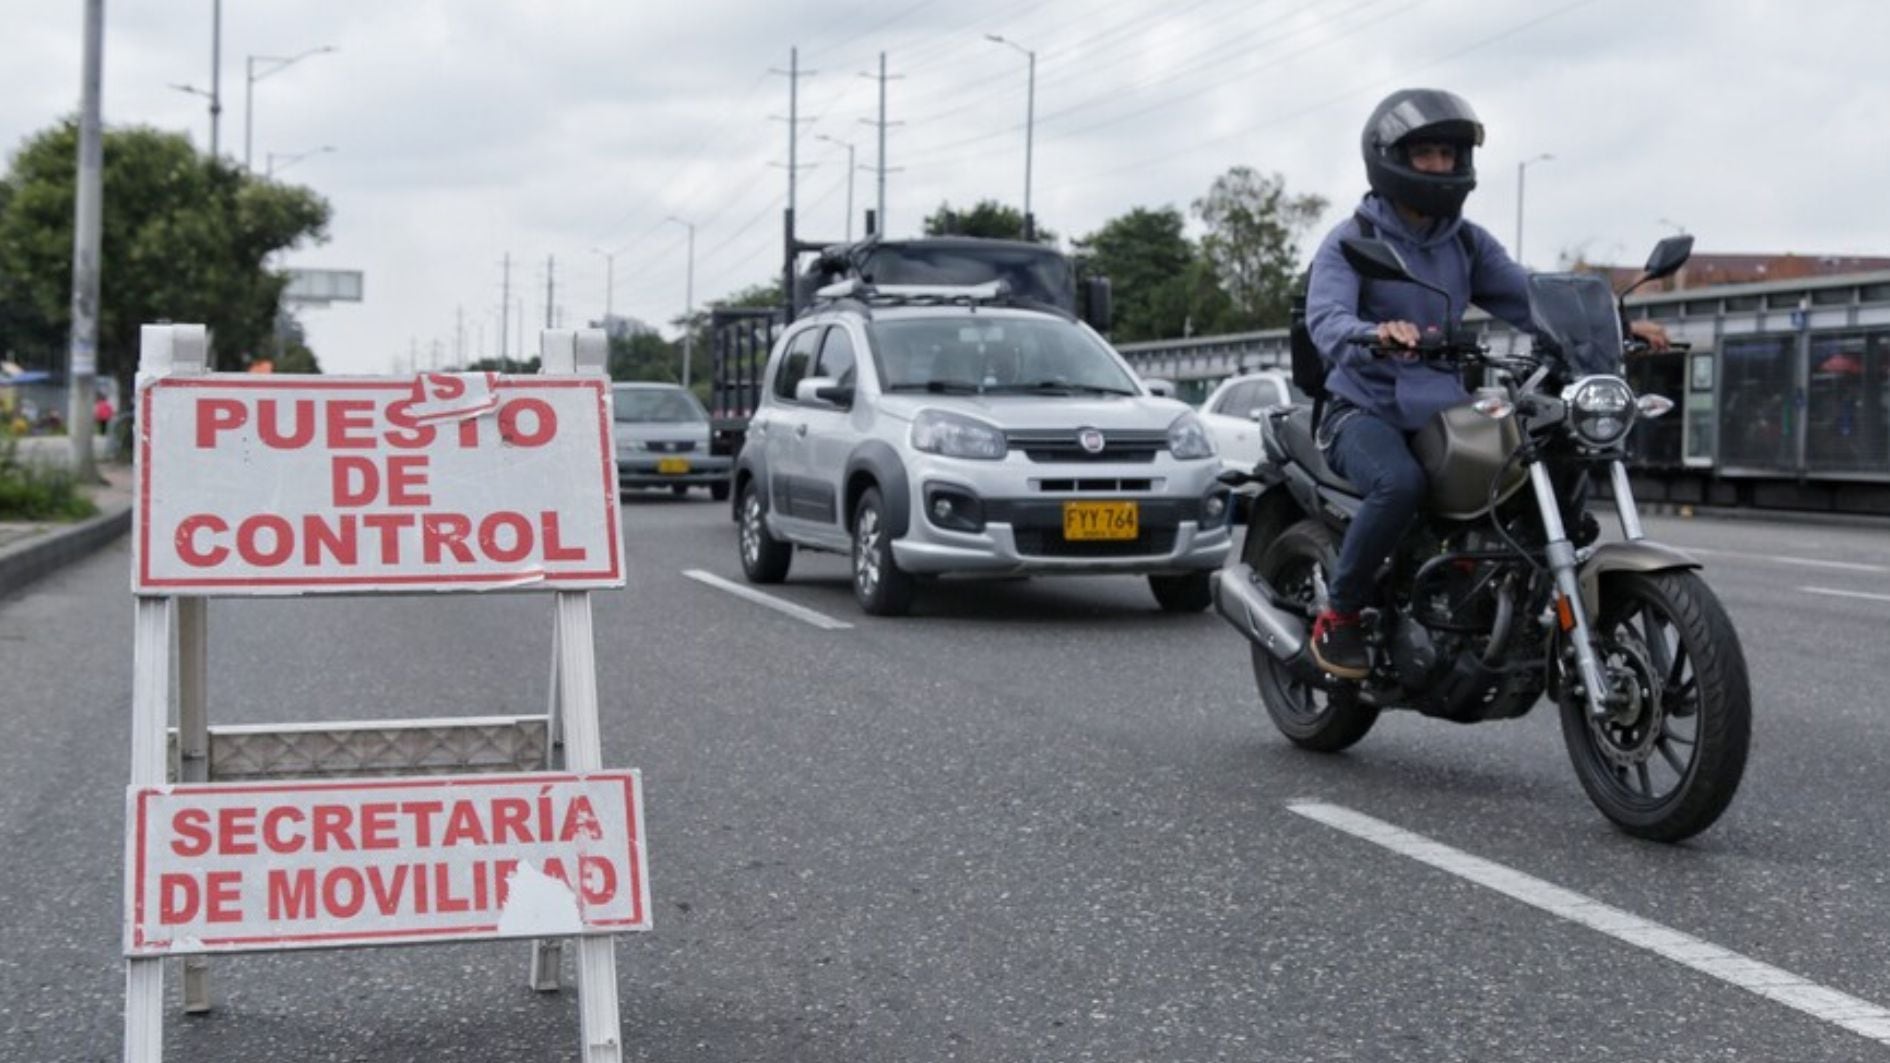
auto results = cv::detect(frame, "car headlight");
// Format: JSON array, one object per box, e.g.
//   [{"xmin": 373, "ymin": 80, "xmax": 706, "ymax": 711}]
[
  {"xmin": 616, "ymin": 438, "xmax": 646, "ymax": 452},
  {"xmin": 911, "ymin": 409, "xmax": 1007, "ymax": 460},
  {"xmin": 1561, "ymin": 375, "xmax": 1636, "ymax": 446},
  {"xmin": 1166, "ymin": 411, "xmax": 1216, "ymax": 460}
]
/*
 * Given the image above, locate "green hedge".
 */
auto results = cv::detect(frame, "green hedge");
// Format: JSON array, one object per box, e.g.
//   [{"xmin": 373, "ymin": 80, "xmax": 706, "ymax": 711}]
[{"xmin": 0, "ymin": 434, "xmax": 99, "ymax": 521}]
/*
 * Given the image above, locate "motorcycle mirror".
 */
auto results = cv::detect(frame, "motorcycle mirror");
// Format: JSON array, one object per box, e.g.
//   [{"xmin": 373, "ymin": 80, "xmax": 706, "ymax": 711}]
[
  {"xmin": 1340, "ymin": 238, "xmax": 1416, "ymax": 284},
  {"xmin": 1641, "ymin": 234, "xmax": 1694, "ymax": 282}
]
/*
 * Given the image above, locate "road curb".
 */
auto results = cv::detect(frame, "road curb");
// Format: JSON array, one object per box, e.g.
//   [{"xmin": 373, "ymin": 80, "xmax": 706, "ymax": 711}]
[{"xmin": 0, "ymin": 503, "xmax": 132, "ymax": 599}]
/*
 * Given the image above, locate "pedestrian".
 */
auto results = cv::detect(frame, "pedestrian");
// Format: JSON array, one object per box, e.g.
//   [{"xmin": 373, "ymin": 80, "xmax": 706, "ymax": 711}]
[{"xmin": 95, "ymin": 394, "xmax": 113, "ymax": 435}]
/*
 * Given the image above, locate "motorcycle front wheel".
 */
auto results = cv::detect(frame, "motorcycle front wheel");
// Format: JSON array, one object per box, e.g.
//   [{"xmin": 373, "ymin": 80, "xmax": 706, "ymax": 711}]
[
  {"xmin": 1251, "ymin": 520, "xmax": 1380, "ymax": 752},
  {"xmin": 1558, "ymin": 570, "xmax": 1751, "ymax": 842}
]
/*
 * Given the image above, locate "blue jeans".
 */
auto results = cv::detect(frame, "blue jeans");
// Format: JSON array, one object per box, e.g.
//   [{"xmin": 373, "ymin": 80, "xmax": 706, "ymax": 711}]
[{"xmin": 1322, "ymin": 410, "xmax": 1426, "ymax": 615}]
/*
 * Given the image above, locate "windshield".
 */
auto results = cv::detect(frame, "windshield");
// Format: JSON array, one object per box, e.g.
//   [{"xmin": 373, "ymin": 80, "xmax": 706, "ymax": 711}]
[
  {"xmin": 869, "ymin": 316, "xmax": 1140, "ymax": 395},
  {"xmin": 1528, "ymin": 273, "xmax": 1625, "ymax": 376},
  {"xmin": 613, "ymin": 387, "xmax": 707, "ymax": 424}
]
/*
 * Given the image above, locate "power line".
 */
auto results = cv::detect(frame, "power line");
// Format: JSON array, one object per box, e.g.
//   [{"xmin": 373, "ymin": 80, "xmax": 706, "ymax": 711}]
[{"xmin": 1045, "ymin": 0, "xmax": 1606, "ymax": 192}]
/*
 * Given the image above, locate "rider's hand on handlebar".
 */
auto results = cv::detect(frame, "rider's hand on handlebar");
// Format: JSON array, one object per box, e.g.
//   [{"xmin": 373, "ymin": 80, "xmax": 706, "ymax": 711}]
[
  {"xmin": 1375, "ymin": 320, "xmax": 1422, "ymax": 359},
  {"xmin": 1627, "ymin": 319, "xmax": 1672, "ymax": 353}
]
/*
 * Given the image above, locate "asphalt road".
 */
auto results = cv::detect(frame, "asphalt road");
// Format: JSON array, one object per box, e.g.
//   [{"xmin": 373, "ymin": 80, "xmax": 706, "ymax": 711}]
[{"xmin": 3, "ymin": 497, "xmax": 1888, "ymax": 1062}]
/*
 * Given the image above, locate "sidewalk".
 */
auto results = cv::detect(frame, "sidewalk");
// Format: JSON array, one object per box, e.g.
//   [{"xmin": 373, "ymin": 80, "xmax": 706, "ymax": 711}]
[{"xmin": 0, "ymin": 460, "xmax": 135, "ymax": 599}]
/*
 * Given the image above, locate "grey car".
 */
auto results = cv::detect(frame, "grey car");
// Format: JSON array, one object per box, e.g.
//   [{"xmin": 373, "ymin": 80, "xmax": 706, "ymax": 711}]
[
  {"xmin": 732, "ymin": 284, "xmax": 1234, "ymax": 615},
  {"xmin": 612, "ymin": 382, "xmax": 731, "ymax": 500}
]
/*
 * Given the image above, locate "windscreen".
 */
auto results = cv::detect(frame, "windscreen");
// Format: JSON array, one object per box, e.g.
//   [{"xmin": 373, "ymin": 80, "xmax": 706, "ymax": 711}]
[
  {"xmin": 1528, "ymin": 273, "xmax": 1625, "ymax": 376},
  {"xmin": 613, "ymin": 387, "xmax": 706, "ymax": 423},
  {"xmin": 869, "ymin": 316, "xmax": 1138, "ymax": 395},
  {"xmin": 861, "ymin": 245, "xmax": 1075, "ymax": 311}
]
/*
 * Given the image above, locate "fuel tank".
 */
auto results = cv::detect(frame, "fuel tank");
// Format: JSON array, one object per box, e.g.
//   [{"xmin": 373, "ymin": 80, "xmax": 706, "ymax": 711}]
[{"xmin": 1412, "ymin": 403, "xmax": 1527, "ymax": 521}]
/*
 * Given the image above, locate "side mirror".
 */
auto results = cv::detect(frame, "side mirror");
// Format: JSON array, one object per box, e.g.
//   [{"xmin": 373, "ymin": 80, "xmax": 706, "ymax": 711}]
[
  {"xmin": 1142, "ymin": 377, "xmax": 1176, "ymax": 398},
  {"xmin": 1247, "ymin": 407, "xmax": 1266, "ymax": 422},
  {"xmin": 794, "ymin": 377, "xmax": 853, "ymax": 408},
  {"xmin": 1340, "ymin": 238, "xmax": 1416, "ymax": 283},
  {"xmin": 1082, "ymin": 275, "xmax": 1114, "ymax": 332},
  {"xmin": 1642, "ymin": 234, "xmax": 1694, "ymax": 282}
]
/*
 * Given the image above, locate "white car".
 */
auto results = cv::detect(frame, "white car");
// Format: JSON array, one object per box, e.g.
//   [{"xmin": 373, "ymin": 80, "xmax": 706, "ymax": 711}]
[
  {"xmin": 732, "ymin": 281, "xmax": 1234, "ymax": 616},
  {"xmin": 1198, "ymin": 371, "xmax": 1300, "ymax": 474}
]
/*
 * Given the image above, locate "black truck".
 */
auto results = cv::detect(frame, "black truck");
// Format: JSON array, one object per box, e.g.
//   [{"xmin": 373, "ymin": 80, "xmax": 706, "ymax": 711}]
[{"xmin": 707, "ymin": 228, "xmax": 1112, "ymax": 460}]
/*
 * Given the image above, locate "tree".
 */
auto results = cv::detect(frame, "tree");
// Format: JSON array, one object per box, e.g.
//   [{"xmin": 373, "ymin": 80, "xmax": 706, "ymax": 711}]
[
  {"xmin": 606, "ymin": 329, "xmax": 676, "ymax": 383},
  {"xmin": 1192, "ymin": 167, "xmax": 1326, "ymax": 331},
  {"xmin": 922, "ymin": 199, "xmax": 1056, "ymax": 244},
  {"xmin": 0, "ymin": 120, "xmax": 330, "ymax": 396},
  {"xmin": 1075, "ymin": 206, "xmax": 1203, "ymax": 342}
]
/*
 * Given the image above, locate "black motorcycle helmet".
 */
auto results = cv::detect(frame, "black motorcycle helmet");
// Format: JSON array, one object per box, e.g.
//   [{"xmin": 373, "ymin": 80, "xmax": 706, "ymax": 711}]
[{"xmin": 1361, "ymin": 88, "xmax": 1484, "ymax": 219}]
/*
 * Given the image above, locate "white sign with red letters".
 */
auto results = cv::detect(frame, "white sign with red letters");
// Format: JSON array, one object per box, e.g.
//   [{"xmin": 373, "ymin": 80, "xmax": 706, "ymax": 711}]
[
  {"xmin": 133, "ymin": 373, "xmax": 624, "ymax": 594},
  {"xmin": 125, "ymin": 771, "xmax": 649, "ymax": 955}
]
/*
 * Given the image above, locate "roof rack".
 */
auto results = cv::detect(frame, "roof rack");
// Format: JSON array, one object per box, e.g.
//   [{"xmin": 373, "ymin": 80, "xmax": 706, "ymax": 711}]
[{"xmin": 813, "ymin": 279, "xmax": 1014, "ymax": 307}]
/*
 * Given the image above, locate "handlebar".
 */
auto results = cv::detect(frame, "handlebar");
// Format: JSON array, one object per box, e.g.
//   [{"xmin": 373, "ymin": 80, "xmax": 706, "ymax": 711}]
[{"xmin": 1345, "ymin": 334, "xmax": 1489, "ymax": 364}]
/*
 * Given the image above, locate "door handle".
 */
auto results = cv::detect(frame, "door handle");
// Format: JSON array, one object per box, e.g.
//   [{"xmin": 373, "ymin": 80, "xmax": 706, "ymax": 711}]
[{"xmin": 795, "ymin": 423, "xmax": 808, "ymax": 437}]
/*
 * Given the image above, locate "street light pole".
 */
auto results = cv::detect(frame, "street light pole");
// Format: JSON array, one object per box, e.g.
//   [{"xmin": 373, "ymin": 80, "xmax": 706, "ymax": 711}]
[
  {"xmin": 814, "ymin": 134, "xmax": 856, "ymax": 241},
  {"xmin": 1515, "ymin": 152, "xmax": 1553, "ymax": 268},
  {"xmin": 245, "ymin": 45, "xmax": 336, "ymax": 172},
  {"xmin": 589, "ymin": 247, "xmax": 616, "ymax": 324},
  {"xmin": 666, "ymin": 217, "xmax": 696, "ymax": 390},
  {"xmin": 66, "ymin": 0, "xmax": 104, "ymax": 482},
  {"xmin": 986, "ymin": 34, "xmax": 1036, "ymax": 239},
  {"xmin": 210, "ymin": 0, "xmax": 221, "ymax": 157}
]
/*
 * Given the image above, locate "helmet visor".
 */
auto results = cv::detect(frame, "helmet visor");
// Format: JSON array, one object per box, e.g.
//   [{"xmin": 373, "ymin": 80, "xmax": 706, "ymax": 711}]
[{"xmin": 1371, "ymin": 92, "xmax": 1485, "ymax": 150}]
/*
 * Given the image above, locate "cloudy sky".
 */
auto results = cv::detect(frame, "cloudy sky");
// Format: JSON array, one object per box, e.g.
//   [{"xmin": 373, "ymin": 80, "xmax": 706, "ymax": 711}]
[{"xmin": 5, "ymin": 0, "xmax": 1888, "ymax": 375}]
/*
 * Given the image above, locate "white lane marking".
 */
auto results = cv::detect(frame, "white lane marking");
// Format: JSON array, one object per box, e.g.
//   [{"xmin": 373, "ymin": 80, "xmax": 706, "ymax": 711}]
[
  {"xmin": 1800, "ymin": 586, "xmax": 1890, "ymax": 605},
  {"xmin": 682, "ymin": 569, "xmax": 854, "ymax": 631},
  {"xmin": 1683, "ymin": 546, "xmax": 1888, "ymax": 574},
  {"xmin": 1289, "ymin": 801, "xmax": 1890, "ymax": 1046}
]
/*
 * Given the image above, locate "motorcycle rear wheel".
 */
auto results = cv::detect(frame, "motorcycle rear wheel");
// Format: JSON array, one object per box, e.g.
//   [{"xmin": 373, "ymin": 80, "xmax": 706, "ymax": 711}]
[
  {"xmin": 1558, "ymin": 570, "xmax": 1750, "ymax": 842},
  {"xmin": 1251, "ymin": 520, "xmax": 1380, "ymax": 752}
]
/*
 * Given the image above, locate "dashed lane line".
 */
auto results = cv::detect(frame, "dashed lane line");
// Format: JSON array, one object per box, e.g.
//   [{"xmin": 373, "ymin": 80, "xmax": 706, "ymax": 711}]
[
  {"xmin": 682, "ymin": 569, "xmax": 854, "ymax": 631},
  {"xmin": 1290, "ymin": 801, "xmax": 1890, "ymax": 1048},
  {"xmin": 1799, "ymin": 586, "xmax": 1890, "ymax": 605},
  {"xmin": 1682, "ymin": 546, "xmax": 1889, "ymax": 574}
]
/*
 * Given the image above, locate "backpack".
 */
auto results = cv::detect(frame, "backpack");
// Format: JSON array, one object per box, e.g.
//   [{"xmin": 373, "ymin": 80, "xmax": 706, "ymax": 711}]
[{"xmin": 1288, "ymin": 211, "xmax": 1476, "ymax": 427}]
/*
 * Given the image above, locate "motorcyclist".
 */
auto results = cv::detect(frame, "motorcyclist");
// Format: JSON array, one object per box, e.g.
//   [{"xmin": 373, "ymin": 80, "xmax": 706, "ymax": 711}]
[{"xmin": 1303, "ymin": 87, "xmax": 1664, "ymax": 679}]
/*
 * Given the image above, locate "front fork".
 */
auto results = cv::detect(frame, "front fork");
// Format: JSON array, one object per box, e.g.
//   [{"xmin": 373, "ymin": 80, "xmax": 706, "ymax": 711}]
[{"xmin": 1529, "ymin": 460, "xmax": 1639, "ymax": 719}]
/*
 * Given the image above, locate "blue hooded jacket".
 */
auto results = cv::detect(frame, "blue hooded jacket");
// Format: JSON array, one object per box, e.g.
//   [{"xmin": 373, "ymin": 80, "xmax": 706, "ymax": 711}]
[{"xmin": 1306, "ymin": 193, "xmax": 1532, "ymax": 432}]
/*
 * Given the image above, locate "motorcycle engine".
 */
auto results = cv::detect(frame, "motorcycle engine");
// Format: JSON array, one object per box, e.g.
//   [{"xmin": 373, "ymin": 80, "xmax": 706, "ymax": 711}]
[{"xmin": 1390, "ymin": 617, "xmax": 1448, "ymax": 690}]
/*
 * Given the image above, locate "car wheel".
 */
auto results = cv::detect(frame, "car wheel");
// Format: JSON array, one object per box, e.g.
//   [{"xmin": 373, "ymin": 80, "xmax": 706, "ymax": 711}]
[
  {"xmin": 738, "ymin": 479, "xmax": 792, "ymax": 583},
  {"xmin": 852, "ymin": 487, "xmax": 916, "ymax": 616},
  {"xmin": 1148, "ymin": 572, "xmax": 1213, "ymax": 612}
]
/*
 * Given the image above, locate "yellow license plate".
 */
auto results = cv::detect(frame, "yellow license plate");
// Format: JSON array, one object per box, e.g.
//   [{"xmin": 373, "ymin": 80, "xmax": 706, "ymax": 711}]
[
  {"xmin": 656, "ymin": 457, "xmax": 691, "ymax": 475},
  {"xmin": 1063, "ymin": 500, "xmax": 1139, "ymax": 541}
]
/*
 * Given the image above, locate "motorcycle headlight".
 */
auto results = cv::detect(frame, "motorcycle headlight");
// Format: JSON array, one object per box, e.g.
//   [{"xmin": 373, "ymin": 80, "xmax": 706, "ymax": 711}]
[
  {"xmin": 1167, "ymin": 411, "xmax": 1216, "ymax": 460},
  {"xmin": 911, "ymin": 409, "xmax": 1007, "ymax": 460},
  {"xmin": 1561, "ymin": 375, "xmax": 1636, "ymax": 447}
]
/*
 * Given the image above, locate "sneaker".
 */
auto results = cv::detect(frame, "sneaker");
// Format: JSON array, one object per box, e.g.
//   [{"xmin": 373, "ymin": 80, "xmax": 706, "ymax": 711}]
[{"xmin": 1310, "ymin": 610, "xmax": 1370, "ymax": 680}]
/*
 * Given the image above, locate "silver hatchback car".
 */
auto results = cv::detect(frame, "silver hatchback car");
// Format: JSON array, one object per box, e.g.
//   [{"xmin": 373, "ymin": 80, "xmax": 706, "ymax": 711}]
[
  {"xmin": 612, "ymin": 382, "xmax": 732, "ymax": 499},
  {"xmin": 732, "ymin": 284, "xmax": 1233, "ymax": 615}
]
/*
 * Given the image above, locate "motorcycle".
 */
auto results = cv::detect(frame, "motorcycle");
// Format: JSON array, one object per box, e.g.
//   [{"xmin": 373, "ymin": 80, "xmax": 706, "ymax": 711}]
[{"xmin": 1212, "ymin": 235, "xmax": 1750, "ymax": 842}]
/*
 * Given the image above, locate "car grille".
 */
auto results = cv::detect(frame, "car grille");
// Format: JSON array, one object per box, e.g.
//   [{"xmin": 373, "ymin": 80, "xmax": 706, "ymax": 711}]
[
  {"xmin": 1012, "ymin": 527, "xmax": 1178, "ymax": 558},
  {"xmin": 1008, "ymin": 429, "xmax": 1166, "ymax": 463},
  {"xmin": 1036, "ymin": 478, "xmax": 1154, "ymax": 493},
  {"xmin": 643, "ymin": 440, "xmax": 698, "ymax": 454}
]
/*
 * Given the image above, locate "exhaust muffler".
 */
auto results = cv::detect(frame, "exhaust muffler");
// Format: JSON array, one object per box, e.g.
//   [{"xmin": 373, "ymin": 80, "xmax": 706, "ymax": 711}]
[{"xmin": 1211, "ymin": 564, "xmax": 1337, "ymax": 687}]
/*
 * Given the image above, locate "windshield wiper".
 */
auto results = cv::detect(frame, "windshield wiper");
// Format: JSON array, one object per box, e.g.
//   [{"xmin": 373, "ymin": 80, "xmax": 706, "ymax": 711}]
[
  {"xmin": 986, "ymin": 380, "xmax": 1136, "ymax": 396},
  {"xmin": 887, "ymin": 380, "xmax": 983, "ymax": 394}
]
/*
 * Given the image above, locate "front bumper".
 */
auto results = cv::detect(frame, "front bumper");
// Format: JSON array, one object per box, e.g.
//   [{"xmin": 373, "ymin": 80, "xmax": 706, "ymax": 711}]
[
  {"xmin": 616, "ymin": 453, "xmax": 732, "ymax": 488},
  {"xmin": 888, "ymin": 453, "xmax": 1233, "ymax": 576}
]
